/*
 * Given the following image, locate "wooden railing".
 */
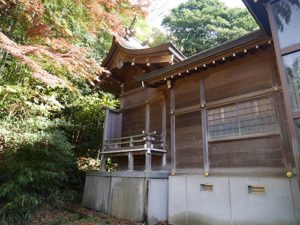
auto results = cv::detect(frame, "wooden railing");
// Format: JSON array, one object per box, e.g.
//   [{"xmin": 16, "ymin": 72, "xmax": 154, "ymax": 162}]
[{"xmin": 100, "ymin": 131, "xmax": 167, "ymax": 171}]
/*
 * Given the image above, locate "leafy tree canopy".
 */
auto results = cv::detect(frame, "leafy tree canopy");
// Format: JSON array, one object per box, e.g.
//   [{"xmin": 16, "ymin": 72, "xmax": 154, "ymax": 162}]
[
  {"xmin": 0, "ymin": 0, "xmax": 151, "ymax": 223},
  {"xmin": 162, "ymin": 0, "xmax": 259, "ymax": 56},
  {"xmin": 0, "ymin": 0, "xmax": 150, "ymax": 86}
]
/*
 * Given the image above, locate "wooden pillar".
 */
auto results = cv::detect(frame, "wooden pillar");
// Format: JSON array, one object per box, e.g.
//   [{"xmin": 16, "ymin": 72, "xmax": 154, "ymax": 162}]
[
  {"xmin": 162, "ymin": 96, "xmax": 167, "ymax": 168},
  {"xmin": 145, "ymin": 151, "xmax": 152, "ymax": 172},
  {"xmin": 170, "ymin": 86, "xmax": 176, "ymax": 172},
  {"xmin": 99, "ymin": 109, "xmax": 109, "ymax": 171},
  {"xmin": 162, "ymin": 153, "xmax": 167, "ymax": 168},
  {"xmin": 120, "ymin": 83, "xmax": 124, "ymax": 109},
  {"xmin": 128, "ymin": 137, "xmax": 134, "ymax": 171},
  {"xmin": 270, "ymin": 68, "xmax": 293, "ymax": 170},
  {"xmin": 145, "ymin": 88, "xmax": 150, "ymax": 133},
  {"xmin": 102, "ymin": 109, "xmax": 110, "ymax": 152},
  {"xmin": 128, "ymin": 152, "xmax": 134, "ymax": 171},
  {"xmin": 200, "ymin": 79, "xmax": 209, "ymax": 173},
  {"xmin": 101, "ymin": 154, "xmax": 106, "ymax": 172}
]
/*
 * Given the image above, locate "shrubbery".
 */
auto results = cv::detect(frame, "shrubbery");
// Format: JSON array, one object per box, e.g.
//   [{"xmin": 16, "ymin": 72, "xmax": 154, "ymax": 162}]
[{"xmin": 0, "ymin": 61, "xmax": 119, "ymax": 224}]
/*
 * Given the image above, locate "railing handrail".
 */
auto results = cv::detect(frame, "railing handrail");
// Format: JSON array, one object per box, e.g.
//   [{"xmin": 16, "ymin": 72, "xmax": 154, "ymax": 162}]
[
  {"xmin": 103, "ymin": 130, "xmax": 164, "ymax": 152},
  {"xmin": 105, "ymin": 131, "xmax": 162, "ymax": 143},
  {"xmin": 104, "ymin": 139, "xmax": 145, "ymax": 146}
]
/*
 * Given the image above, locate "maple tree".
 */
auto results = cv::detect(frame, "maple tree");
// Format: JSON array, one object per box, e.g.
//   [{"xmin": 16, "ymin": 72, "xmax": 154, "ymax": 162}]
[
  {"xmin": 0, "ymin": 0, "xmax": 150, "ymax": 86},
  {"xmin": 0, "ymin": 1, "xmax": 150, "ymax": 223}
]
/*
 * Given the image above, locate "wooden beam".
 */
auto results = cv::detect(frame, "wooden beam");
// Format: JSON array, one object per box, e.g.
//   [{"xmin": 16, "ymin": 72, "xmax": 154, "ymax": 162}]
[
  {"xmin": 170, "ymin": 86, "xmax": 176, "ymax": 172},
  {"xmin": 200, "ymin": 79, "xmax": 209, "ymax": 173},
  {"xmin": 206, "ymin": 88, "xmax": 277, "ymax": 109},
  {"xmin": 172, "ymin": 88, "xmax": 279, "ymax": 117},
  {"xmin": 208, "ymin": 131, "xmax": 280, "ymax": 143}
]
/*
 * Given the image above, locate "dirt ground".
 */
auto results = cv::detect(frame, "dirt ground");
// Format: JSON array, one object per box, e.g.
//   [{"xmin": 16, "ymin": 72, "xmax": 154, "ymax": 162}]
[{"xmin": 31, "ymin": 203, "xmax": 168, "ymax": 225}]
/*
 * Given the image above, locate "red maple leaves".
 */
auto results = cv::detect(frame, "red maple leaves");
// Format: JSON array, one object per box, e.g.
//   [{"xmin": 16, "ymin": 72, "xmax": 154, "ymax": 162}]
[{"xmin": 0, "ymin": 0, "xmax": 150, "ymax": 87}]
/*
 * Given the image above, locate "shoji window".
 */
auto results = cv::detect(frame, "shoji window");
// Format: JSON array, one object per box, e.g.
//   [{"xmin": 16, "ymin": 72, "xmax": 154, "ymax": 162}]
[{"xmin": 208, "ymin": 97, "xmax": 278, "ymax": 139}]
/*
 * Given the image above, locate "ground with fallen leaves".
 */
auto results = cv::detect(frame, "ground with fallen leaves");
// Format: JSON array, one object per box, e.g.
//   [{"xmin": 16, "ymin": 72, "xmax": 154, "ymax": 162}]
[{"xmin": 30, "ymin": 203, "xmax": 169, "ymax": 225}]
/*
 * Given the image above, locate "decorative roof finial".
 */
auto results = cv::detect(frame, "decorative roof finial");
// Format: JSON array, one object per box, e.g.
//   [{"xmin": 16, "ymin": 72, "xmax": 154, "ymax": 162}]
[{"xmin": 129, "ymin": 14, "xmax": 138, "ymax": 32}]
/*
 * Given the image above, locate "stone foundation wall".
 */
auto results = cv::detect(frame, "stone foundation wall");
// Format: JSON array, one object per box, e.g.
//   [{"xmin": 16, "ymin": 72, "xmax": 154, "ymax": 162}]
[
  {"xmin": 82, "ymin": 171, "xmax": 169, "ymax": 225},
  {"xmin": 169, "ymin": 175, "xmax": 300, "ymax": 225}
]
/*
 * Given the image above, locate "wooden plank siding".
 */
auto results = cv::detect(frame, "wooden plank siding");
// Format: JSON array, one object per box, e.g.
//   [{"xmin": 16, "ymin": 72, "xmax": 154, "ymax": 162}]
[
  {"xmin": 122, "ymin": 106, "xmax": 145, "ymax": 137},
  {"xmin": 170, "ymin": 46, "xmax": 289, "ymax": 170},
  {"xmin": 208, "ymin": 135, "xmax": 284, "ymax": 168},
  {"xmin": 175, "ymin": 75, "xmax": 201, "ymax": 109},
  {"xmin": 175, "ymin": 111, "xmax": 203, "ymax": 169},
  {"xmin": 203, "ymin": 47, "xmax": 286, "ymax": 169},
  {"xmin": 150, "ymin": 101, "xmax": 162, "ymax": 135},
  {"xmin": 205, "ymin": 47, "xmax": 276, "ymax": 102}
]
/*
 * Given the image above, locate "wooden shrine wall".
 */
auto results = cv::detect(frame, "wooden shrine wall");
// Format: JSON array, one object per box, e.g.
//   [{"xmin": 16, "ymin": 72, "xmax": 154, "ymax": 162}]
[
  {"xmin": 205, "ymin": 47, "xmax": 284, "ymax": 168},
  {"xmin": 175, "ymin": 111, "xmax": 203, "ymax": 169},
  {"xmin": 205, "ymin": 48, "xmax": 276, "ymax": 102},
  {"xmin": 122, "ymin": 106, "xmax": 145, "ymax": 137},
  {"xmin": 120, "ymin": 86, "xmax": 172, "ymax": 170},
  {"xmin": 173, "ymin": 47, "xmax": 289, "ymax": 170}
]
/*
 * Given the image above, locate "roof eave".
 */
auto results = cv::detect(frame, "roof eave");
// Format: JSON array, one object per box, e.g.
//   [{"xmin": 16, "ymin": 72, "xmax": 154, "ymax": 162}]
[
  {"xmin": 242, "ymin": 0, "xmax": 271, "ymax": 35},
  {"xmin": 137, "ymin": 30, "xmax": 269, "ymax": 82}
]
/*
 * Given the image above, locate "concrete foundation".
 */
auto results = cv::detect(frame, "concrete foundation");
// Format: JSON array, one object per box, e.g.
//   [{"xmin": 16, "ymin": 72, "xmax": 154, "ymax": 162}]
[
  {"xmin": 82, "ymin": 171, "xmax": 169, "ymax": 225},
  {"xmin": 169, "ymin": 175, "xmax": 300, "ymax": 225}
]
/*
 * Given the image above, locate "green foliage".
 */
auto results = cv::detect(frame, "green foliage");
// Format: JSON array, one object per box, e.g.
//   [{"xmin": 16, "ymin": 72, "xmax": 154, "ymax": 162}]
[
  {"xmin": 134, "ymin": 19, "xmax": 169, "ymax": 47},
  {"xmin": 0, "ymin": 139, "xmax": 81, "ymax": 224},
  {"xmin": 0, "ymin": 1, "xmax": 155, "ymax": 224},
  {"xmin": 0, "ymin": 56, "xmax": 119, "ymax": 224},
  {"xmin": 162, "ymin": 0, "xmax": 259, "ymax": 56}
]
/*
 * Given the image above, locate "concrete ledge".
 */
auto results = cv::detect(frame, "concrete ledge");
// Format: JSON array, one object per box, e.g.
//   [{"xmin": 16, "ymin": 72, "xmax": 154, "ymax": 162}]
[
  {"xmin": 86, "ymin": 170, "xmax": 170, "ymax": 178},
  {"xmin": 173, "ymin": 167, "xmax": 294, "ymax": 177}
]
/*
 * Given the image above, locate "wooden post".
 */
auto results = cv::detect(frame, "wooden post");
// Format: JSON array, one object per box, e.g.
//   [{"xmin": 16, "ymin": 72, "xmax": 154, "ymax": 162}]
[
  {"xmin": 170, "ymin": 86, "xmax": 176, "ymax": 172},
  {"xmin": 101, "ymin": 155, "xmax": 106, "ymax": 172},
  {"xmin": 162, "ymin": 96, "xmax": 167, "ymax": 168},
  {"xmin": 145, "ymin": 152, "xmax": 152, "ymax": 172},
  {"xmin": 145, "ymin": 88, "xmax": 150, "ymax": 133},
  {"xmin": 120, "ymin": 83, "xmax": 124, "ymax": 109},
  {"xmin": 128, "ymin": 136, "xmax": 134, "ymax": 171},
  {"xmin": 200, "ymin": 79, "xmax": 209, "ymax": 173},
  {"xmin": 162, "ymin": 153, "xmax": 167, "ymax": 168},
  {"xmin": 128, "ymin": 152, "xmax": 134, "ymax": 171},
  {"xmin": 102, "ymin": 109, "xmax": 110, "ymax": 152}
]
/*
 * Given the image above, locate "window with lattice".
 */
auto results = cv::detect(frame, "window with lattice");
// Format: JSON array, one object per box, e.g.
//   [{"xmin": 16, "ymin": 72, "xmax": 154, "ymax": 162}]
[{"xmin": 208, "ymin": 97, "xmax": 278, "ymax": 139}]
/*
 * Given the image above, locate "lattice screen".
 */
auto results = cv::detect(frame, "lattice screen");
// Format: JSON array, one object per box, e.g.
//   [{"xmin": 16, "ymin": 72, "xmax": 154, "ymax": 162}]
[{"xmin": 208, "ymin": 96, "xmax": 278, "ymax": 138}]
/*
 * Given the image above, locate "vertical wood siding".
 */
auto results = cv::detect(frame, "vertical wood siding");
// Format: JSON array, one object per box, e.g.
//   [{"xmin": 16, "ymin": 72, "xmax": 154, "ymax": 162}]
[{"xmin": 175, "ymin": 111, "xmax": 203, "ymax": 169}]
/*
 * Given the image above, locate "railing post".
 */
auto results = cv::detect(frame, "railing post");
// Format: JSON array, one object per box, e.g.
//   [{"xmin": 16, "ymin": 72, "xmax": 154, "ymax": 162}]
[
  {"xmin": 100, "ymin": 155, "xmax": 106, "ymax": 172},
  {"xmin": 130, "ymin": 136, "xmax": 134, "ymax": 147},
  {"xmin": 128, "ymin": 152, "xmax": 134, "ymax": 171}
]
